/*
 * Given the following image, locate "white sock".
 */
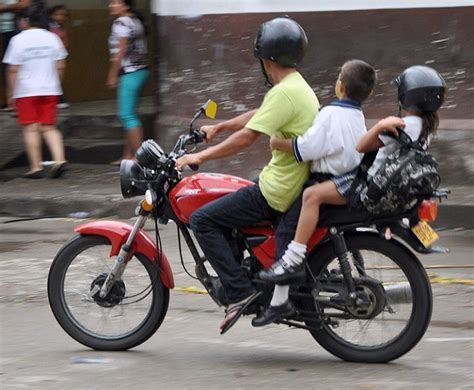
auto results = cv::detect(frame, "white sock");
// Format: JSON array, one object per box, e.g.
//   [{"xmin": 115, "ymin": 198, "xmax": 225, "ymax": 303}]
[
  {"xmin": 270, "ymin": 285, "xmax": 289, "ymax": 307},
  {"xmin": 272, "ymin": 241, "xmax": 307, "ymax": 275}
]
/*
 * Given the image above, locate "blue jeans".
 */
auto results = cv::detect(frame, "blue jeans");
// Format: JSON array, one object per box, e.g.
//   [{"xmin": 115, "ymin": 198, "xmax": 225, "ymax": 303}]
[
  {"xmin": 189, "ymin": 183, "xmax": 302, "ymax": 303},
  {"xmin": 118, "ymin": 68, "xmax": 149, "ymax": 130}
]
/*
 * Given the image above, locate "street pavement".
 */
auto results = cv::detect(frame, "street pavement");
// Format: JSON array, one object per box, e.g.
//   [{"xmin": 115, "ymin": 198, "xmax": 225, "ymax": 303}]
[{"xmin": 0, "ymin": 217, "xmax": 472, "ymax": 389}]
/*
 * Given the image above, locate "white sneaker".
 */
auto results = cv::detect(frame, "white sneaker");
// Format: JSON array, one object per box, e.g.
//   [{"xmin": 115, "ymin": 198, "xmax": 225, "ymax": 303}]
[{"xmin": 57, "ymin": 102, "xmax": 70, "ymax": 109}]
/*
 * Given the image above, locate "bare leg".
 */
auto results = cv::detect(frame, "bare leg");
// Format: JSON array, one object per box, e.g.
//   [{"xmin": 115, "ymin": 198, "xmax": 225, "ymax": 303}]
[
  {"xmin": 111, "ymin": 127, "xmax": 142, "ymax": 165},
  {"xmin": 22, "ymin": 123, "xmax": 42, "ymax": 173},
  {"xmin": 294, "ymin": 180, "xmax": 347, "ymax": 245},
  {"xmin": 41, "ymin": 125, "xmax": 66, "ymax": 163},
  {"xmin": 126, "ymin": 126, "xmax": 143, "ymax": 157}
]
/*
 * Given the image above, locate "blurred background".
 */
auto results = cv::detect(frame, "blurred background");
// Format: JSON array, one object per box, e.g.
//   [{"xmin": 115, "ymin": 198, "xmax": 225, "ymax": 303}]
[
  {"xmin": 1, "ymin": 1, "xmax": 471, "ymax": 116},
  {"xmin": 0, "ymin": 0, "xmax": 473, "ymax": 183},
  {"xmin": 154, "ymin": 0, "xmax": 473, "ymax": 121}
]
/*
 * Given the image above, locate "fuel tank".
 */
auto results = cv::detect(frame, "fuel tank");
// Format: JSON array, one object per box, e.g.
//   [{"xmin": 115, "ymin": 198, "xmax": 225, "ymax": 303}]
[{"xmin": 169, "ymin": 173, "xmax": 254, "ymax": 224}]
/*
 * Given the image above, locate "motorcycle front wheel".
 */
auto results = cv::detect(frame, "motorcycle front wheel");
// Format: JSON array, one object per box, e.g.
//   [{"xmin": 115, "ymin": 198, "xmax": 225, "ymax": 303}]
[
  {"xmin": 48, "ymin": 235, "xmax": 169, "ymax": 350},
  {"xmin": 302, "ymin": 233, "xmax": 432, "ymax": 363}
]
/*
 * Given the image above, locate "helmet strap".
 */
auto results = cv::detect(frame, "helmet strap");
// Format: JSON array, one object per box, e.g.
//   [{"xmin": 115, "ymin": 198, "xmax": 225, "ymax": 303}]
[{"xmin": 259, "ymin": 59, "xmax": 274, "ymax": 88}]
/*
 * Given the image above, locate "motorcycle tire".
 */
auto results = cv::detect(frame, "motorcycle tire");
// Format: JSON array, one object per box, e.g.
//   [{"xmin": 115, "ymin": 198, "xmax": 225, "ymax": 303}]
[
  {"xmin": 302, "ymin": 233, "xmax": 432, "ymax": 363},
  {"xmin": 48, "ymin": 235, "xmax": 169, "ymax": 351}
]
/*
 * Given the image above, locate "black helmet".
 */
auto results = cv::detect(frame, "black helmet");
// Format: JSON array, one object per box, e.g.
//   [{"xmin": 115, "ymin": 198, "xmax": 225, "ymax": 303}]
[
  {"xmin": 254, "ymin": 17, "xmax": 308, "ymax": 68},
  {"xmin": 392, "ymin": 65, "xmax": 447, "ymax": 113}
]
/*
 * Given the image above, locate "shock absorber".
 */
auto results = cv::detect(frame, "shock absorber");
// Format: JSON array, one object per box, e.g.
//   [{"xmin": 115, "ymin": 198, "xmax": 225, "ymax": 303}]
[{"xmin": 330, "ymin": 228, "xmax": 356, "ymax": 297}]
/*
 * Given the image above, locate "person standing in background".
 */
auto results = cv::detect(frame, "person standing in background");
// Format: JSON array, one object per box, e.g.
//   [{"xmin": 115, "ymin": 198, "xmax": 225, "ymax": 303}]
[
  {"xmin": 0, "ymin": 0, "xmax": 30, "ymax": 111},
  {"xmin": 48, "ymin": 4, "xmax": 69, "ymax": 109},
  {"xmin": 3, "ymin": 6, "xmax": 68, "ymax": 178},
  {"xmin": 107, "ymin": 0, "xmax": 149, "ymax": 165}
]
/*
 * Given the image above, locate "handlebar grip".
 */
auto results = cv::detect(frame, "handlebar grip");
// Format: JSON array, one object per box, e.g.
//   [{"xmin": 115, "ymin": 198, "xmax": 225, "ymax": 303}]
[
  {"xmin": 192, "ymin": 128, "xmax": 207, "ymax": 143},
  {"xmin": 189, "ymin": 164, "xmax": 199, "ymax": 171}
]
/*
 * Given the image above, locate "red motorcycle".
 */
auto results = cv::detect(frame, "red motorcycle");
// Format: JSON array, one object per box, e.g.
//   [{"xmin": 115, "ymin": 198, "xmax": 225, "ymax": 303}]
[{"xmin": 48, "ymin": 100, "xmax": 448, "ymax": 362}]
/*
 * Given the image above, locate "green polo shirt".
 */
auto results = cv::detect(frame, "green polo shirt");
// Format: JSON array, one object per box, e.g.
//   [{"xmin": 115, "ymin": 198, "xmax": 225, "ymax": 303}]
[{"xmin": 246, "ymin": 72, "xmax": 319, "ymax": 212}]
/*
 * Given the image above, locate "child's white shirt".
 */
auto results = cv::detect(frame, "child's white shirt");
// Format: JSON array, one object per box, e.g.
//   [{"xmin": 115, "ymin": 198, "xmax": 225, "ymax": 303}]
[
  {"xmin": 293, "ymin": 101, "xmax": 367, "ymax": 176},
  {"xmin": 2, "ymin": 29, "xmax": 67, "ymax": 98},
  {"xmin": 368, "ymin": 115, "xmax": 423, "ymax": 177}
]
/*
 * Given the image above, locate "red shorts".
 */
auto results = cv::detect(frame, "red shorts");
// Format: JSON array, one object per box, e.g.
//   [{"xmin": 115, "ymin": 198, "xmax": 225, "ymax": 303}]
[{"xmin": 16, "ymin": 96, "xmax": 59, "ymax": 125}]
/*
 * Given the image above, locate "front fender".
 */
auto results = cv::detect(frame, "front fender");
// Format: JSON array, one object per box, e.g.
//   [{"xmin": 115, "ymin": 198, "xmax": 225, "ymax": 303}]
[{"xmin": 75, "ymin": 220, "xmax": 174, "ymax": 289}]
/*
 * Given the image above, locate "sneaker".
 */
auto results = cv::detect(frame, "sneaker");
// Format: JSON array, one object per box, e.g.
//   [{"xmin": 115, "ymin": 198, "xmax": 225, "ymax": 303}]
[{"xmin": 57, "ymin": 102, "xmax": 70, "ymax": 109}]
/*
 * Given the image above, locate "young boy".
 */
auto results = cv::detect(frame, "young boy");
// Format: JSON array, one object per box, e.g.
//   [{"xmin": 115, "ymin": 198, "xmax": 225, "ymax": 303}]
[
  {"xmin": 253, "ymin": 59, "xmax": 377, "ymax": 326},
  {"xmin": 3, "ymin": 7, "xmax": 68, "ymax": 178}
]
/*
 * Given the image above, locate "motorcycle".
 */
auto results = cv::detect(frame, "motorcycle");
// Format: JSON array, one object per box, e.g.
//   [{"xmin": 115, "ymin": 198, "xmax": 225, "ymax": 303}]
[{"xmin": 48, "ymin": 100, "xmax": 449, "ymax": 362}]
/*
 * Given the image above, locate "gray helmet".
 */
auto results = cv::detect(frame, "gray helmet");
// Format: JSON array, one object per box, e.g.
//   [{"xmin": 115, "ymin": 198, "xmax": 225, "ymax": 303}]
[
  {"xmin": 254, "ymin": 17, "xmax": 308, "ymax": 68},
  {"xmin": 393, "ymin": 66, "xmax": 447, "ymax": 113}
]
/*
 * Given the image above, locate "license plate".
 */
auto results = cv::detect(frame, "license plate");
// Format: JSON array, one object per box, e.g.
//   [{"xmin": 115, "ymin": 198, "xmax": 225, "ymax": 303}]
[{"xmin": 412, "ymin": 221, "xmax": 439, "ymax": 248}]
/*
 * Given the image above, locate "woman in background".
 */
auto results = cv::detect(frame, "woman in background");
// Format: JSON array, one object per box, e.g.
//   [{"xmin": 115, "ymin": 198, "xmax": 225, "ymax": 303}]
[{"xmin": 107, "ymin": 0, "xmax": 149, "ymax": 165}]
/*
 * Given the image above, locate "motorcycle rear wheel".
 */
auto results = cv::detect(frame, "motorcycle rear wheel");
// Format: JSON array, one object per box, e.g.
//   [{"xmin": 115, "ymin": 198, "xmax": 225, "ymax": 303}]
[
  {"xmin": 302, "ymin": 233, "xmax": 432, "ymax": 363},
  {"xmin": 48, "ymin": 235, "xmax": 169, "ymax": 350}
]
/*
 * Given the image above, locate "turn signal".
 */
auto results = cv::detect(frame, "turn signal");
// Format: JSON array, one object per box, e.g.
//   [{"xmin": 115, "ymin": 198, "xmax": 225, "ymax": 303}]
[
  {"xmin": 418, "ymin": 200, "xmax": 438, "ymax": 222},
  {"xmin": 141, "ymin": 200, "xmax": 154, "ymax": 212}
]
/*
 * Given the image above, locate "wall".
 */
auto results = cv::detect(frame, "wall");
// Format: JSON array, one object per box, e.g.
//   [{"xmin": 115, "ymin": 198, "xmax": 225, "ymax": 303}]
[{"xmin": 153, "ymin": 1, "xmax": 473, "ymax": 119}]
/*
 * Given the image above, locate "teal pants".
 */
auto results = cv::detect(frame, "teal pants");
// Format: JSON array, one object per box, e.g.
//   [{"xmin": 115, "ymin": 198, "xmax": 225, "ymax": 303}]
[{"xmin": 118, "ymin": 68, "xmax": 149, "ymax": 130}]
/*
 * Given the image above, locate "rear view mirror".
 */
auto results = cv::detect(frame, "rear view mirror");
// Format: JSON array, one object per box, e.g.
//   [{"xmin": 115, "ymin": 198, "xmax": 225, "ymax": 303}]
[{"xmin": 203, "ymin": 99, "xmax": 218, "ymax": 119}]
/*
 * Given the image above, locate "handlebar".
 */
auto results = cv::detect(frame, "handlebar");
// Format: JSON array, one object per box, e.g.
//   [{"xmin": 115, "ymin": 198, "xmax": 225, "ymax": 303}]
[
  {"xmin": 193, "ymin": 128, "xmax": 207, "ymax": 143},
  {"xmin": 183, "ymin": 129, "xmax": 207, "ymax": 171}
]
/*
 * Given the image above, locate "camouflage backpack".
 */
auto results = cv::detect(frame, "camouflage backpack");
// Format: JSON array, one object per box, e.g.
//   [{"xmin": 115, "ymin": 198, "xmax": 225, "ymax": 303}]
[{"xmin": 348, "ymin": 129, "xmax": 440, "ymax": 215}]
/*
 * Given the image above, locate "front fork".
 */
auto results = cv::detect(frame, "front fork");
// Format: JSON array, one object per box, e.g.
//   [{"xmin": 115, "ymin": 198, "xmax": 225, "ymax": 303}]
[{"xmin": 90, "ymin": 199, "xmax": 154, "ymax": 300}]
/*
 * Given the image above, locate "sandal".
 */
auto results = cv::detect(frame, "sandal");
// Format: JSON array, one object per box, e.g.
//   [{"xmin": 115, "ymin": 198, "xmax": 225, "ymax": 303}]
[
  {"xmin": 219, "ymin": 291, "xmax": 262, "ymax": 335},
  {"xmin": 23, "ymin": 170, "xmax": 44, "ymax": 179},
  {"xmin": 50, "ymin": 162, "xmax": 68, "ymax": 178}
]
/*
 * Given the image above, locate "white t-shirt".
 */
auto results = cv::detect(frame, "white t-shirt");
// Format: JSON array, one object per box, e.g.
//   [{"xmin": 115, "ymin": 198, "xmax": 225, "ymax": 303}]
[
  {"xmin": 368, "ymin": 115, "xmax": 423, "ymax": 177},
  {"xmin": 2, "ymin": 28, "xmax": 68, "ymax": 98},
  {"xmin": 108, "ymin": 16, "xmax": 147, "ymax": 74},
  {"xmin": 293, "ymin": 100, "xmax": 367, "ymax": 175}
]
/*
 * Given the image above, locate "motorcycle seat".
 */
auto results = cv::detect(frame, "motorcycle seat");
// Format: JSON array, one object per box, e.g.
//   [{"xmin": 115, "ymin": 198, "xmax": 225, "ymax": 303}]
[
  {"xmin": 244, "ymin": 205, "xmax": 409, "ymax": 232},
  {"xmin": 318, "ymin": 205, "xmax": 370, "ymax": 227},
  {"xmin": 318, "ymin": 204, "xmax": 407, "ymax": 228}
]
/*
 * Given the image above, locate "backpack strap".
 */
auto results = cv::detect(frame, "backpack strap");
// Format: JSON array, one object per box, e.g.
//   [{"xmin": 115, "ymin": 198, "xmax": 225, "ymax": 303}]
[
  {"xmin": 382, "ymin": 127, "xmax": 425, "ymax": 150},
  {"xmin": 356, "ymin": 150, "xmax": 377, "ymax": 182},
  {"xmin": 346, "ymin": 149, "xmax": 377, "ymax": 209}
]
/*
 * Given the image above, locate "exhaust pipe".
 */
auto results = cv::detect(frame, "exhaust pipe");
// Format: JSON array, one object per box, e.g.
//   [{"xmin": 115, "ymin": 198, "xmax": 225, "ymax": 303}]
[{"xmin": 383, "ymin": 282, "xmax": 412, "ymax": 304}]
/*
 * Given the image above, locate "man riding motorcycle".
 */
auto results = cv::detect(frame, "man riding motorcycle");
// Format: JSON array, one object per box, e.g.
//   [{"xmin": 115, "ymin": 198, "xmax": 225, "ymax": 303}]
[{"xmin": 176, "ymin": 16, "xmax": 319, "ymax": 334}]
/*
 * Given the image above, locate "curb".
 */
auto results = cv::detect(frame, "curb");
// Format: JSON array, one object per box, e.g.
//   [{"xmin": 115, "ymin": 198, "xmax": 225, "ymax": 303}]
[{"xmin": 0, "ymin": 196, "xmax": 137, "ymax": 220}]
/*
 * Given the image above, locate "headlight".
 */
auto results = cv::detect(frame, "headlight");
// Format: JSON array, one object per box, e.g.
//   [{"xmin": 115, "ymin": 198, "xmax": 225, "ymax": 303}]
[
  {"xmin": 120, "ymin": 160, "xmax": 149, "ymax": 198},
  {"xmin": 135, "ymin": 140, "xmax": 166, "ymax": 169}
]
